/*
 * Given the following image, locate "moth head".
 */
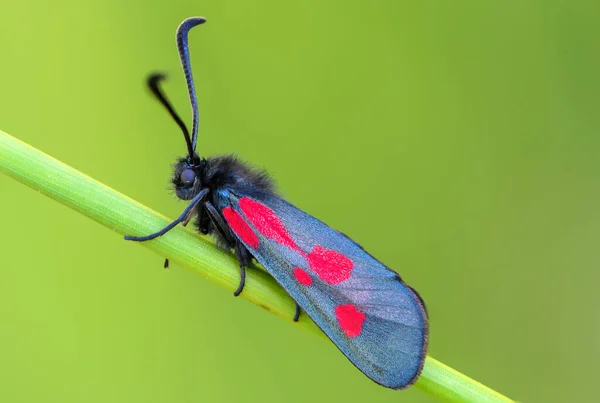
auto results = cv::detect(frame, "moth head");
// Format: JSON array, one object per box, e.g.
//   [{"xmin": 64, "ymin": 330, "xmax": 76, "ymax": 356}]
[{"xmin": 172, "ymin": 155, "xmax": 204, "ymax": 200}]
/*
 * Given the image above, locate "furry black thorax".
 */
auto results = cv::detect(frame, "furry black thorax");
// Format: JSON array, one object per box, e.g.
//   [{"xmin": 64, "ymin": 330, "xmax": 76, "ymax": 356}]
[{"xmin": 171, "ymin": 154, "xmax": 276, "ymax": 201}]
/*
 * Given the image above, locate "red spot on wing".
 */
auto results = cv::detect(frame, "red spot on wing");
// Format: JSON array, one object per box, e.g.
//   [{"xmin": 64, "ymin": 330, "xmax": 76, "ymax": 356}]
[
  {"xmin": 335, "ymin": 304, "xmax": 366, "ymax": 338},
  {"xmin": 222, "ymin": 207, "xmax": 259, "ymax": 249},
  {"xmin": 306, "ymin": 245, "xmax": 354, "ymax": 285},
  {"xmin": 239, "ymin": 197, "xmax": 300, "ymax": 251},
  {"xmin": 293, "ymin": 268, "xmax": 313, "ymax": 286}
]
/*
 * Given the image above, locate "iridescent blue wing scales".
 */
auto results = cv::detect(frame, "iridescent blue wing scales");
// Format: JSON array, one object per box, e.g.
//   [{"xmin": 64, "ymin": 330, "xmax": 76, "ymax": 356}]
[{"xmin": 215, "ymin": 189, "xmax": 428, "ymax": 389}]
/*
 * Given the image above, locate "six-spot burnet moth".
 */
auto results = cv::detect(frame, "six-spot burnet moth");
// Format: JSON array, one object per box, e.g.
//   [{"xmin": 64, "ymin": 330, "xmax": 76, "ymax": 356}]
[{"xmin": 125, "ymin": 17, "xmax": 429, "ymax": 389}]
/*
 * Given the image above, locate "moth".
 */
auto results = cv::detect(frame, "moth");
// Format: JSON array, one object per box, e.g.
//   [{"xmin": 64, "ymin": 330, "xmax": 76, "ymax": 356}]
[{"xmin": 125, "ymin": 17, "xmax": 428, "ymax": 389}]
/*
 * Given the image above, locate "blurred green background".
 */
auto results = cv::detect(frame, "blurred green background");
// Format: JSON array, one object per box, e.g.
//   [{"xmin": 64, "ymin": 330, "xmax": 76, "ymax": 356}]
[{"xmin": 1, "ymin": 1, "xmax": 599, "ymax": 402}]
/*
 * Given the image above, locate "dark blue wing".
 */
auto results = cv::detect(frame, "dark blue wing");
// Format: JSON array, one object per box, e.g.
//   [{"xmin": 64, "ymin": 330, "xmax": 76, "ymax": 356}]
[{"xmin": 215, "ymin": 188, "xmax": 428, "ymax": 389}]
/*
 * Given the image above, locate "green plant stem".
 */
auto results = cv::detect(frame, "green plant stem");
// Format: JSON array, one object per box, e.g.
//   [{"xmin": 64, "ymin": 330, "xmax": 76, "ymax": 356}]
[{"xmin": 0, "ymin": 129, "xmax": 514, "ymax": 403}]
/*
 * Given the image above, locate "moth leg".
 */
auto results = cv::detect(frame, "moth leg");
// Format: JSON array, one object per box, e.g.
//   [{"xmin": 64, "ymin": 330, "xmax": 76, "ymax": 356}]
[
  {"xmin": 124, "ymin": 188, "xmax": 208, "ymax": 242},
  {"xmin": 181, "ymin": 206, "xmax": 196, "ymax": 227},
  {"xmin": 204, "ymin": 201, "xmax": 248, "ymax": 297},
  {"xmin": 196, "ymin": 205, "xmax": 211, "ymax": 235},
  {"xmin": 293, "ymin": 302, "xmax": 301, "ymax": 322},
  {"xmin": 204, "ymin": 201, "xmax": 235, "ymax": 246},
  {"xmin": 233, "ymin": 243, "xmax": 252, "ymax": 297},
  {"xmin": 234, "ymin": 266, "xmax": 246, "ymax": 297}
]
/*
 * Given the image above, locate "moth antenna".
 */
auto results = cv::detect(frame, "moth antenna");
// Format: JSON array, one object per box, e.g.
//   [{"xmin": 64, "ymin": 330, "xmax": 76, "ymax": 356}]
[
  {"xmin": 147, "ymin": 73, "xmax": 193, "ymax": 157},
  {"xmin": 176, "ymin": 16, "xmax": 206, "ymax": 158}
]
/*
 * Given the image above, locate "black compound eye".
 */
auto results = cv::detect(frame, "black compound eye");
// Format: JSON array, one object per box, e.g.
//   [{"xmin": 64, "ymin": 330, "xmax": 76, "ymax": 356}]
[{"xmin": 180, "ymin": 168, "xmax": 196, "ymax": 187}]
